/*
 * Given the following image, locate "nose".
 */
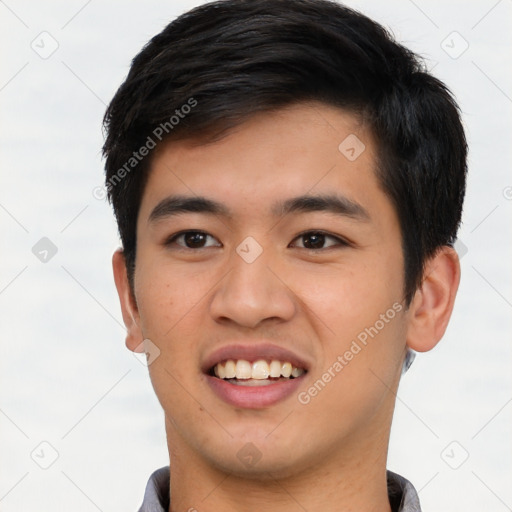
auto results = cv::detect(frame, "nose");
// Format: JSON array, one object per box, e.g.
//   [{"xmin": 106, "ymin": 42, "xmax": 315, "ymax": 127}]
[{"xmin": 209, "ymin": 248, "xmax": 296, "ymax": 329}]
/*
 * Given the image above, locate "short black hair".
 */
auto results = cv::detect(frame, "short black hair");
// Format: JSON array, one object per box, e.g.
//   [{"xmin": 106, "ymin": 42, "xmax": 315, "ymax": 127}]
[{"xmin": 102, "ymin": 0, "xmax": 467, "ymax": 304}]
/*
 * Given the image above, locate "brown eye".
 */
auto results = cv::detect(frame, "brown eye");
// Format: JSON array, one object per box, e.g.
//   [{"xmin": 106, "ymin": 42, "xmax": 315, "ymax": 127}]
[
  {"xmin": 166, "ymin": 231, "xmax": 221, "ymax": 249},
  {"xmin": 301, "ymin": 232, "xmax": 326, "ymax": 249},
  {"xmin": 291, "ymin": 231, "xmax": 347, "ymax": 250},
  {"xmin": 183, "ymin": 232, "xmax": 207, "ymax": 248}
]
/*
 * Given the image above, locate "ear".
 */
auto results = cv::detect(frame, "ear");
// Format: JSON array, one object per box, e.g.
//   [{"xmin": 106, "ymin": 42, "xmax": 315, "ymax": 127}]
[
  {"xmin": 406, "ymin": 246, "xmax": 461, "ymax": 352},
  {"xmin": 112, "ymin": 248, "xmax": 144, "ymax": 353}
]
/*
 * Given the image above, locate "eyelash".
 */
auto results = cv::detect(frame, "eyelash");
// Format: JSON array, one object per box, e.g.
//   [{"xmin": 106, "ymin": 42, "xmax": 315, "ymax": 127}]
[{"xmin": 164, "ymin": 230, "xmax": 350, "ymax": 251}]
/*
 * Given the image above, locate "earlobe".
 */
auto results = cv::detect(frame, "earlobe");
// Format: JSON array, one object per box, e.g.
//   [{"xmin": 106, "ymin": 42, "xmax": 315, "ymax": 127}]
[
  {"xmin": 112, "ymin": 249, "xmax": 144, "ymax": 352},
  {"xmin": 406, "ymin": 246, "xmax": 461, "ymax": 353}
]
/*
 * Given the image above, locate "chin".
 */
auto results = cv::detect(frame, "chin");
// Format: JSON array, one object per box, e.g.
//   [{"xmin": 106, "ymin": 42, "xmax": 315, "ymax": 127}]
[
  {"xmin": 208, "ymin": 450, "xmax": 306, "ymax": 481},
  {"xmin": 199, "ymin": 431, "xmax": 315, "ymax": 481}
]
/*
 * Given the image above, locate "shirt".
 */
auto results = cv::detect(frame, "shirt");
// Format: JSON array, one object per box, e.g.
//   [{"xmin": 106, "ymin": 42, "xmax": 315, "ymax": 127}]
[{"xmin": 138, "ymin": 466, "xmax": 422, "ymax": 511}]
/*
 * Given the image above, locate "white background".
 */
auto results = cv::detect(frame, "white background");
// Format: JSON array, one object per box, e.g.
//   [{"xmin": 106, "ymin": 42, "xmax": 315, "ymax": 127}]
[{"xmin": 1, "ymin": 1, "xmax": 511, "ymax": 510}]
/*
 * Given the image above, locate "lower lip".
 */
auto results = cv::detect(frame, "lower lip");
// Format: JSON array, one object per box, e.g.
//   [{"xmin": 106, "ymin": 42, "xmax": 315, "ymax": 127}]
[{"xmin": 205, "ymin": 374, "xmax": 305, "ymax": 409}]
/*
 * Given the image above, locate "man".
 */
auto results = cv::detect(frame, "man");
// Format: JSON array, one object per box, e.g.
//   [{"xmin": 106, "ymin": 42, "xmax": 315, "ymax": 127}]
[{"xmin": 102, "ymin": 0, "xmax": 467, "ymax": 510}]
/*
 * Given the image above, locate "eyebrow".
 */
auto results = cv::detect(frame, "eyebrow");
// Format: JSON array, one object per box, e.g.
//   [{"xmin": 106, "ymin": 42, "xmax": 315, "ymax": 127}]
[{"xmin": 148, "ymin": 193, "xmax": 370, "ymax": 224}]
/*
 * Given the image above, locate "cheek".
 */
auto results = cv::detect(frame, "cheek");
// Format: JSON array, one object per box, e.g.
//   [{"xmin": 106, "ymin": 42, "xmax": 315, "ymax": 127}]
[
  {"xmin": 133, "ymin": 258, "xmax": 216, "ymax": 392},
  {"xmin": 290, "ymin": 250, "xmax": 406, "ymax": 396},
  {"xmin": 134, "ymin": 258, "xmax": 214, "ymax": 339},
  {"xmin": 294, "ymin": 283, "xmax": 407, "ymax": 445},
  {"xmin": 134, "ymin": 267, "xmax": 205, "ymax": 425},
  {"xmin": 290, "ymin": 251, "xmax": 403, "ymax": 338}
]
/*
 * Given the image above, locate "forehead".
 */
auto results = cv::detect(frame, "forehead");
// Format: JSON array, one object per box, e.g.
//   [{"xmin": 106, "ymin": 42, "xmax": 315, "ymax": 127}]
[{"xmin": 137, "ymin": 102, "xmax": 391, "ymax": 228}]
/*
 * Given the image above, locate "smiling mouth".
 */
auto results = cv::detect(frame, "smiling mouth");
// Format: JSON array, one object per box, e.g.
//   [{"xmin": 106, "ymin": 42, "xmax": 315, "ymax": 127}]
[{"xmin": 209, "ymin": 359, "xmax": 307, "ymax": 386}]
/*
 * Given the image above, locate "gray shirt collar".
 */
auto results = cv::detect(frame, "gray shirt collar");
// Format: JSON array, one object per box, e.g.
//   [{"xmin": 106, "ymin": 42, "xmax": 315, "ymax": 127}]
[{"xmin": 138, "ymin": 466, "xmax": 422, "ymax": 512}]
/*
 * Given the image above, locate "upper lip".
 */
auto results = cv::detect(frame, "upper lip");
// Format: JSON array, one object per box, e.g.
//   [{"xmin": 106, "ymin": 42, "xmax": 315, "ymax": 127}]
[{"xmin": 201, "ymin": 343, "xmax": 311, "ymax": 374}]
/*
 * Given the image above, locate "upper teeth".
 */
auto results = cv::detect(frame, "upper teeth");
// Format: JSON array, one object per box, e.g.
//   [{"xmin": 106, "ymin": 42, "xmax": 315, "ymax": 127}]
[{"xmin": 213, "ymin": 359, "xmax": 305, "ymax": 380}]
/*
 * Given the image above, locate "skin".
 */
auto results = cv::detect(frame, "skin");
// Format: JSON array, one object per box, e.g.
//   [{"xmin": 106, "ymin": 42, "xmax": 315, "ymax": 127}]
[{"xmin": 113, "ymin": 102, "xmax": 460, "ymax": 512}]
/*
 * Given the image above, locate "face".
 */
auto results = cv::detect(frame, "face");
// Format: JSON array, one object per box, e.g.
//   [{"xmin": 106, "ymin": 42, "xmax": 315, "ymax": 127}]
[{"xmin": 122, "ymin": 102, "xmax": 411, "ymax": 478}]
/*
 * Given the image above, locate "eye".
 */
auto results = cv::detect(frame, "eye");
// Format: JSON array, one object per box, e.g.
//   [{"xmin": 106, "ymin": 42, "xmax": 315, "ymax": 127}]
[
  {"xmin": 290, "ymin": 231, "xmax": 348, "ymax": 250},
  {"xmin": 165, "ymin": 231, "xmax": 221, "ymax": 249}
]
